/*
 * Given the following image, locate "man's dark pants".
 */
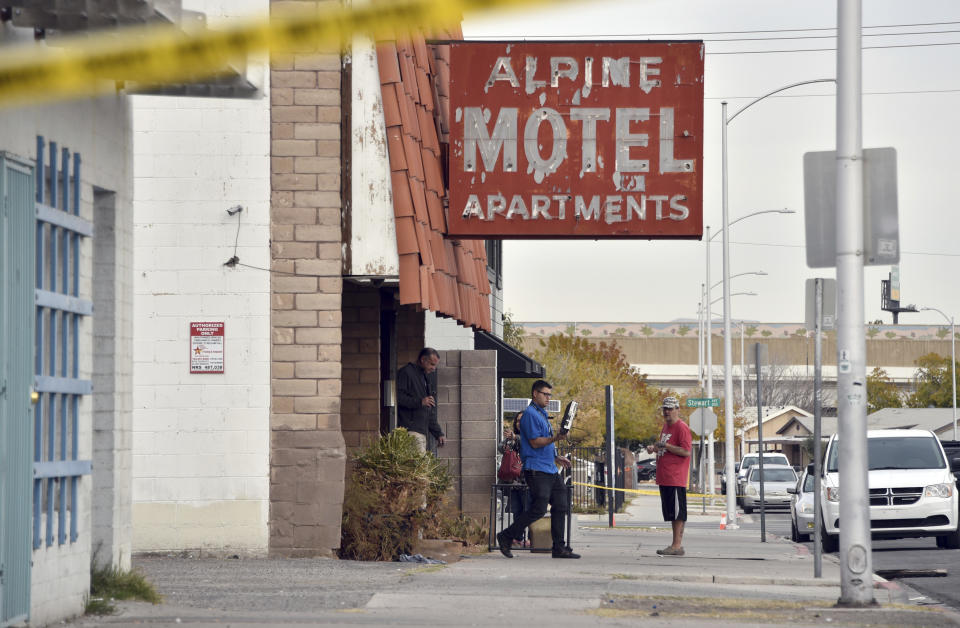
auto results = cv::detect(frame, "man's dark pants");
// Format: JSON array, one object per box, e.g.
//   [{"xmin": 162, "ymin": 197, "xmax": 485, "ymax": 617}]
[{"xmin": 501, "ymin": 470, "xmax": 569, "ymax": 549}]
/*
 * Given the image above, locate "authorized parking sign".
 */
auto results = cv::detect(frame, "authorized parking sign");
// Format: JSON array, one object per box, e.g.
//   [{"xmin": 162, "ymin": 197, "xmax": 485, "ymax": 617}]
[{"xmin": 190, "ymin": 322, "xmax": 224, "ymax": 374}]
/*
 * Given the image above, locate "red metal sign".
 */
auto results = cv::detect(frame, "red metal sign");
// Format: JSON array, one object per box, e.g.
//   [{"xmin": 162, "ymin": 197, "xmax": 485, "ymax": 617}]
[{"xmin": 446, "ymin": 41, "xmax": 704, "ymax": 239}]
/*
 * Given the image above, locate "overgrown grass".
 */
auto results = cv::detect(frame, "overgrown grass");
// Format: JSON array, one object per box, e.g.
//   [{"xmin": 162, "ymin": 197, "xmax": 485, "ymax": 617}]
[
  {"xmin": 340, "ymin": 429, "xmax": 486, "ymax": 560},
  {"xmin": 84, "ymin": 562, "xmax": 161, "ymax": 615}
]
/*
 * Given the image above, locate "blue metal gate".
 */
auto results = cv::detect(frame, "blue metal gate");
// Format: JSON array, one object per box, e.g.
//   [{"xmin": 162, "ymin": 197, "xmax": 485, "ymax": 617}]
[
  {"xmin": 1, "ymin": 153, "xmax": 35, "ymax": 627},
  {"xmin": 32, "ymin": 136, "xmax": 93, "ymax": 551}
]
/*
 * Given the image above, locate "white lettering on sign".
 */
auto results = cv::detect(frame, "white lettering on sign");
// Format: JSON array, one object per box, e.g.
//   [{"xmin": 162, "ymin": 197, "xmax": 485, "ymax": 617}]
[
  {"xmin": 460, "ymin": 106, "xmax": 689, "ymax": 183},
  {"xmin": 461, "ymin": 193, "xmax": 688, "ymax": 223}
]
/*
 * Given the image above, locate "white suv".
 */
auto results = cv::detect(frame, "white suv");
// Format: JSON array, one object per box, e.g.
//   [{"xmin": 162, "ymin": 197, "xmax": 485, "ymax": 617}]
[{"xmin": 818, "ymin": 429, "xmax": 960, "ymax": 552}]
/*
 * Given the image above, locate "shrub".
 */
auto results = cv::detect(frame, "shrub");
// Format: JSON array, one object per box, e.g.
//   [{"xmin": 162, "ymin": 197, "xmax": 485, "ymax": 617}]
[{"xmin": 340, "ymin": 429, "xmax": 453, "ymax": 560}]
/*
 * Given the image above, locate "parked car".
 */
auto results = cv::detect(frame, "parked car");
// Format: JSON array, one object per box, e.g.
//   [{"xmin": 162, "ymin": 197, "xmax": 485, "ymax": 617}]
[
  {"xmin": 788, "ymin": 469, "xmax": 816, "ymax": 542},
  {"xmin": 720, "ymin": 461, "xmax": 738, "ymax": 493},
  {"xmin": 636, "ymin": 458, "xmax": 656, "ymax": 482},
  {"xmin": 736, "ymin": 452, "xmax": 790, "ymax": 504},
  {"xmin": 741, "ymin": 464, "xmax": 797, "ymax": 514},
  {"xmin": 817, "ymin": 429, "xmax": 960, "ymax": 553}
]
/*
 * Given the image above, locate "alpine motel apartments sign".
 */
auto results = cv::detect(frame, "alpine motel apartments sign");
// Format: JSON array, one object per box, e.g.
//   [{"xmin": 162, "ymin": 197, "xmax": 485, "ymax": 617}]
[{"xmin": 447, "ymin": 41, "xmax": 704, "ymax": 239}]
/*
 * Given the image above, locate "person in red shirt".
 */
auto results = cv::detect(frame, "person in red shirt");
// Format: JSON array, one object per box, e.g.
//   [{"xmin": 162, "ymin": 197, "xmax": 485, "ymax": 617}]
[{"xmin": 646, "ymin": 396, "xmax": 692, "ymax": 556}]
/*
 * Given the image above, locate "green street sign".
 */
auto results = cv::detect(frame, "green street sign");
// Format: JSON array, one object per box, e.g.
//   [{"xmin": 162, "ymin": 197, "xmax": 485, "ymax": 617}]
[{"xmin": 686, "ymin": 397, "xmax": 720, "ymax": 408}]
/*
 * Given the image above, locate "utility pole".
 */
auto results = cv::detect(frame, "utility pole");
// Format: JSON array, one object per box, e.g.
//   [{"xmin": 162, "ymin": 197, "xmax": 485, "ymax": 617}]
[{"xmin": 835, "ymin": 0, "xmax": 875, "ymax": 606}]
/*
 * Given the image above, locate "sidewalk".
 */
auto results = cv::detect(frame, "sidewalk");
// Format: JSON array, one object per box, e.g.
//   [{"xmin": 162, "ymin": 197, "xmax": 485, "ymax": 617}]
[{"xmin": 69, "ymin": 494, "xmax": 960, "ymax": 627}]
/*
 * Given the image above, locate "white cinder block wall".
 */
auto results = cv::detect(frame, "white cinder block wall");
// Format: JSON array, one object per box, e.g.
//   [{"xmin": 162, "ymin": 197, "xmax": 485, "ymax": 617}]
[
  {"xmin": 0, "ymin": 96, "xmax": 134, "ymax": 627},
  {"xmin": 131, "ymin": 0, "xmax": 271, "ymax": 554}
]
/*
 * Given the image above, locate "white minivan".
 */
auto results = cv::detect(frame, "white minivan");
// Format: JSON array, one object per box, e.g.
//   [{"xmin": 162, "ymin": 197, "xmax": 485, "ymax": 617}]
[{"xmin": 818, "ymin": 429, "xmax": 960, "ymax": 552}]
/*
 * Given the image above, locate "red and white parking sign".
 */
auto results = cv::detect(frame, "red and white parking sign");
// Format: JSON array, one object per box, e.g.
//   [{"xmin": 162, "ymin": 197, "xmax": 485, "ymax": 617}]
[
  {"xmin": 190, "ymin": 322, "xmax": 224, "ymax": 374},
  {"xmin": 447, "ymin": 41, "xmax": 704, "ymax": 239}
]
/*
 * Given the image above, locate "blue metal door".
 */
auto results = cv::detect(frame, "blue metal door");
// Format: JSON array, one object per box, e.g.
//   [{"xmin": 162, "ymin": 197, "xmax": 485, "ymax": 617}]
[{"xmin": 1, "ymin": 152, "xmax": 35, "ymax": 627}]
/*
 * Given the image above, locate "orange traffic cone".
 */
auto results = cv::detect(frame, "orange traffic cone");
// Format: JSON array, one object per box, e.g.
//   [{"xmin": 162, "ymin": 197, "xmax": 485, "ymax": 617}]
[{"xmin": 719, "ymin": 512, "xmax": 727, "ymax": 530}]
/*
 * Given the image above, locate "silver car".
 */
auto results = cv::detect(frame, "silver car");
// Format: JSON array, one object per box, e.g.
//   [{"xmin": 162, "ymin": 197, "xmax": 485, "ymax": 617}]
[
  {"xmin": 741, "ymin": 464, "xmax": 798, "ymax": 514},
  {"xmin": 788, "ymin": 469, "xmax": 815, "ymax": 542}
]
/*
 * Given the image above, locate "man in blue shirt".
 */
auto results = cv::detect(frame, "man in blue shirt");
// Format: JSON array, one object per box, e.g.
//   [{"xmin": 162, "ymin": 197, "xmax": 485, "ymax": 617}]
[{"xmin": 496, "ymin": 380, "xmax": 580, "ymax": 559}]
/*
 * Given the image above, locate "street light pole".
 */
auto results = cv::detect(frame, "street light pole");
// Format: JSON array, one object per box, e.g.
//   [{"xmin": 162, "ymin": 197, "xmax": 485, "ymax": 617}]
[
  {"xmin": 922, "ymin": 307, "xmax": 957, "ymax": 440},
  {"xmin": 719, "ymin": 78, "xmax": 833, "ymax": 534}
]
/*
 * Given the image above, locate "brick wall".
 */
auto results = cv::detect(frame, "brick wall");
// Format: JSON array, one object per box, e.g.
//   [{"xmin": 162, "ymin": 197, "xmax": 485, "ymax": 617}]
[
  {"xmin": 341, "ymin": 283, "xmax": 380, "ymax": 455},
  {"xmin": 269, "ymin": 0, "xmax": 345, "ymax": 557}
]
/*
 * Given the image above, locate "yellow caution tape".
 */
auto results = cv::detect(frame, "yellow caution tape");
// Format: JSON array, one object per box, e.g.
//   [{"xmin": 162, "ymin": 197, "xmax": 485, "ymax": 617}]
[
  {"xmin": 571, "ymin": 481, "xmax": 730, "ymax": 500},
  {"xmin": 0, "ymin": 0, "xmax": 560, "ymax": 107}
]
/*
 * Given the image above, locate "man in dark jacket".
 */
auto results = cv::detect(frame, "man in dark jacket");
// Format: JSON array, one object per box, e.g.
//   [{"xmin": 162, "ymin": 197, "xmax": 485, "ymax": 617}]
[{"xmin": 396, "ymin": 347, "xmax": 446, "ymax": 453}]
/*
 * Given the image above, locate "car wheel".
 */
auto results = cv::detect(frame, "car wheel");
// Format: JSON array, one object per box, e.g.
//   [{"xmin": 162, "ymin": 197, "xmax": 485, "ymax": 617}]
[
  {"xmin": 936, "ymin": 535, "xmax": 946, "ymax": 548},
  {"xmin": 743, "ymin": 504, "xmax": 753, "ymax": 514},
  {"xmin": 821, "ymin": 522, "xmax": 839, "ymax": 553},
  {"xmin": 942, "ymin": 529, "xmax": 960, "ymax": 550},
  {"xmin": 790, "ymin": 520, "xmax": 799, "ymax": 542}
]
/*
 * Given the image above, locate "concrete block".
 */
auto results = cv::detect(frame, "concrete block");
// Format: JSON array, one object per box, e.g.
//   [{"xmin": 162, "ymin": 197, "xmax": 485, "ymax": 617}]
[
  {"xmin": 461, "ymin": 386, "xmax": 496, "ymax": 404},
  {"xmin": 460, "ymin": 350, "xmax": 497, "ymax": 367},
  {"xmin": 460, "ymin": 439, "xmax": 494, "ymax": 460}
]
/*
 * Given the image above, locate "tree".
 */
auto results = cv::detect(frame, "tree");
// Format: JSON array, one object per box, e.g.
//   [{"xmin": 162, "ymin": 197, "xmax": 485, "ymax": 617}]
[
  {"xmin": 907, "ymin": 352, "xmax": 958, "ymax": 408},
  {"xmin": 866, "ymin": 367, "xmax": 902, "ymax": 413},
  {"xmin": 742, "ymin": 360, "xmax": 816, "ymax": 412},
  {"xmin": 501, "ymin": 310, "xmax": 524, "ymax": 351},
  {"xmin": 514, "ymin": 334, "xmax": 666, "ymax": 447}
]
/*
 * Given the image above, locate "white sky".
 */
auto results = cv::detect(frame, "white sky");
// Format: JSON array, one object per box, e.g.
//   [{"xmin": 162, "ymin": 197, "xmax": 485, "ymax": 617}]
[{"xmin": 462, "ymin": 0, "xmax": 960, "ymax": 326}]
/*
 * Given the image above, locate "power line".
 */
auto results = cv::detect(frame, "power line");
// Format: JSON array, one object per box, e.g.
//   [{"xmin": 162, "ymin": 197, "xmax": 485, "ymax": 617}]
[
  {"xmin": 466, "ymin": 20, "xmax": 960, "ymax": 39},
  {"xmin": 709, "ymin": 40, "xmax": 960, "ymax": 55},
  {"xmin": 727, "ymin": 240, "xmax": 960, "ymax": 258},
  {"xmin": 707, "ymin": 87, "xmax": 960, "ymax": 100}
]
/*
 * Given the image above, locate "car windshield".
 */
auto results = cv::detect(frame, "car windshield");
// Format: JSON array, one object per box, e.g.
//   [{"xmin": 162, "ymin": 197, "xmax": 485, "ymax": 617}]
[
  {"xmin": 749, "ymin": 468, "xmax": 796, "ymax": 483},
  {"xmin": 826, "ymin": 436, "xmax": 946, "ymax": 472},
  {"xmin": 741, "ymin": 454, "xmax": 788, "ymax": 470}
]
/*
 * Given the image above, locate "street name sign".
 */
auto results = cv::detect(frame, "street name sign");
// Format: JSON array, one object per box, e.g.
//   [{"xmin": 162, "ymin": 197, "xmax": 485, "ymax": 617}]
[
  {"xmin": 446, "ymin": 41, "xmax": 704, "ymax": 239},
  {"xmin": 686, "ymin": 397, "xmax": 719, "ymax": 408}
]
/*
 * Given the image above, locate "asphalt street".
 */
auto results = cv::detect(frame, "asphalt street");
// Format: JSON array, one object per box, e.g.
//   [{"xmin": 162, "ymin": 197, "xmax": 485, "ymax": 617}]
[{"xmin": 745, "ymin": 510, "xmax": 960, "ymax": 611}]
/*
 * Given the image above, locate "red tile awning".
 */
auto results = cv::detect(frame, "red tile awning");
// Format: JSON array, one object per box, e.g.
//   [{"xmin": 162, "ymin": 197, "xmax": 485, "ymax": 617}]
[{"xmin": 378, "ymin": 29, "xmax": 492, "ymax": 331}]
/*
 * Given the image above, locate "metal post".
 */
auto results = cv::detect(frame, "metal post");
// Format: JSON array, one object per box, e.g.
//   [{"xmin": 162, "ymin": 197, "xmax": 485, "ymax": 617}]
[
  {"xmin": 605, "ymin": 385, "xmax": 615, "ymax": 528},
  {"xmin": 705, "ymin": 226, "xmax": 713, "ymax": 405},
  {"xmin": 755, "ymin": 343, "xmax": 766, "ymax": 542},
  {"xmin": 814, "ymin": 279, "xmax": 824, "ymax": 578},
  {"xmin": 700, "ymin": 409, "xmax": 706, "ymax": 513},
  {"xmin": 740, "ymin": 321, "xmax": 747, "ymax": 404},
  {"xmin": 720, "ymin": 104, "xmax": 737, "ymax": 530},
  {"xmin": 698, "ymin": 285, "xmax": 705, "ymax": 390},
  {"xmin": 836, "ymin": 0, "xmax": 874, "ymax": 605},
  {"xmin": 952, "ymin": 317, "xmax": 957, "ymax": 441}
]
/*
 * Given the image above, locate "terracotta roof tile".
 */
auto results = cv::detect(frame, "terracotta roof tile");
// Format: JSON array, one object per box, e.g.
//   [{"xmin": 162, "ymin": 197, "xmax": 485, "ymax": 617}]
[
  {"xmin": 402, "ymin": 133, "xmax": 425, "ymax": 182},
  {"xmin": 409, "ymin": 177, "xmax": 428, "ymax": 223},
  {"xmin": 413, "ymin": 37, "xmax": 431, "ymax": 71},
  {"xmin": 390, "ymin": 171, "xmax": 414, "ymax": 217},
  {"xmin": 419, "ymin": 108, "xmax": 440, "ymax": 153},
  {"xmin": 377, "ymin": 30, "xmax": 491, "ymax": 331},
  {"xmin": 395, "ymin": 216, "xmax": 418, "ymax": 254},
  {"xmin": 377, "ymin": 43, "xmax": 402, "ymax": 84},
  {"xmin": 416, "ymin": 66, "xmax": 433, "ymax": 112},
  {"xmin": 414, "ymin": 221, "xmax": 433, "ymax": 267},
  {"xmin": 386, "ymin": 127, "xmax": 407, "ymax": 171},
  {"xmin": 422, "ymin": 147, "xmax": 443, "ymax": 194},
  {"xmin": 382, "ymin": 83, "xmax": 402, "ymax": 128},
  {"xmin": 425, "ymin": 192, "xmax": 445, "ymax": 231},
  {"xmin": 398, "ymin": 253, "xmax": 420, "ymax": 305}
]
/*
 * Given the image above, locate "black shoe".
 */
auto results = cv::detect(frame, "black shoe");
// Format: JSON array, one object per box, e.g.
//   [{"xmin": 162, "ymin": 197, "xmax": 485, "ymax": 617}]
[
  {"xmin": 496, "ymin": 531, "xmax": 513, "ymax": 558},
  {"xmin": 552, "ymin": 547, "xmax": 580, "ymax": 559}
]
